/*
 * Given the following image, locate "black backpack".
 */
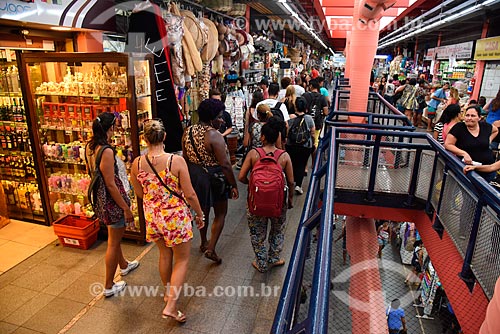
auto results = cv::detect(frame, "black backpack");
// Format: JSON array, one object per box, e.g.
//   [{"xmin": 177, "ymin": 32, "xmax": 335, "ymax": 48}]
[
  {"xmin": 270, "ymin": 101, "xmax": 286, "ymax": 140},
  {"xmin": 270, "ymin": 102, "xmax": 285, "ymax": 122},
  {"xmin": 288, "ymin": 115, "xmax": 310, "ymax": 146},
  {"xmin": 305, "ymin": 92, "xmax": 325, "ymax": 129}
]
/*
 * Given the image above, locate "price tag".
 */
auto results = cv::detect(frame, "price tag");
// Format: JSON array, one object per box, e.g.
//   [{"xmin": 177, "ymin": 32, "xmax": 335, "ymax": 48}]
[
  {"xmin": 93, "ymin": 95, "xmax": 101, "ymax": 102},
  {"xmin": 63, "ymin": 237, "xmax": 80, "ymax": 246}
]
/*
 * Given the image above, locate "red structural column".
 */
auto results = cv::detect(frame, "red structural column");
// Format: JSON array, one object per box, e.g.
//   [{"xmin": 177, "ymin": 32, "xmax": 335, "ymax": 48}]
[
  {"xmin": 347, "ymin": 0, "xmax": 380, "ymax": 120},
  {"xmin": 471, "ymin": 19, "xmax": 489, "ymax": 101}
]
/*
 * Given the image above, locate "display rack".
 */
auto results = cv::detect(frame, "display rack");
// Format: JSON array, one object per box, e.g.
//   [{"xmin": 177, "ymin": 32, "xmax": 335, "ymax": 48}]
[
  {"xmin": 0, "ymin": 55, "xmax": 44, "ymax": 223},
  {"xmin": 19, "ymin": 52, "xmax": 155, "ymax": 243},
  {"xmin": 414, "ymin": 261, "xmax": 440, "ymax": 319}
]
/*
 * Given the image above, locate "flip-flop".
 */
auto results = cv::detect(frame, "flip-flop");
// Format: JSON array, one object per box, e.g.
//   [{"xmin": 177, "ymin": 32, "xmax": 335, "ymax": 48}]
[
  {"xmin": 204, "ymin": 250, "xmax": 222, "ymax": 264},
  {"xmin": 269, "ymin": 259, "xmax": 285, "ymax": 268},
  {"xmin": 252, "ymin": 260, "xmax": 267, "ymax": 273},
  {"xmin": 162, "ymin": 310, "xmax": 186, "ymax": 323},
  {"xmin": 199, "ymin": 240, "xmax": 210, "ymax": 253}
]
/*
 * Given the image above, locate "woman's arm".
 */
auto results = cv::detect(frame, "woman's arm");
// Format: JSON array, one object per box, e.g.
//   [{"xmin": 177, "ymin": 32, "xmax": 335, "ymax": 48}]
[
  {"xmin": 444, "ymin": 133, "xmax": 472, "ymax": 164},
  {"xmin": 490, "ymin": 124, "xmax": 498, "ymax": 143},
  {"xmin": 238, "ymin": 148, "xmax": 256, "ymax": 184},
  {"xmin": 282, "ymin": 152, "xmax": 295, "ymax": 208},
  {"xmin": 484, "ymin": 99, "xmax": 492, "ymax": 111},
  {"xmin": 130, "ymin": 157, "xmax": 143, "ymax": 199},
  {"xmin": 207, "ymin": 129, "xmax": 239, "ymax": 199},
  {"xmin": 175, "ymin": 155, "xmax": 204, "ymax": 229},
  {"xmin": 100, "ymin": 148, "xmax": 133, "ymax": 222},
  {"xmin": 464, "ymin": 160, "xmax": 500, "ymax": 174}
]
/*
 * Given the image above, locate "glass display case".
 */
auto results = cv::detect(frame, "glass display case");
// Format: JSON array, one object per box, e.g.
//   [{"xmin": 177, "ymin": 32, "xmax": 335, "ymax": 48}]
[
  {"xmin": 0, "ymin": 52, "xmax": 43, "ymax": 223},
  {"xmin": 19, "ymin": 52, "xmax": 155, "ymax": 243}
]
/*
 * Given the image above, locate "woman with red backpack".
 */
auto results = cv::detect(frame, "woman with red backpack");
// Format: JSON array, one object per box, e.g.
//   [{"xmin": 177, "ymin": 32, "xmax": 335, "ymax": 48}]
[{"xmin": 238, "ymin": 118, "xmax": 294, "ymax": 273}]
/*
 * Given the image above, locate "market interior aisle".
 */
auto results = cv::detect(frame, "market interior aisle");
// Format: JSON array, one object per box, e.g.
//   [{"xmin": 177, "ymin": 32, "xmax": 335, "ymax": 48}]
[{"xmin": 0, "ymin": 171, "xmax": 308, "ymax": 334}]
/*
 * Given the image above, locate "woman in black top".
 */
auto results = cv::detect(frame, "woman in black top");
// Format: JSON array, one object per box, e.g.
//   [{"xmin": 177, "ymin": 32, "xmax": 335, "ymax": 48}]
[{"xmin": 445, "ymin": 105, "xmax": 499, "ymax": 181}]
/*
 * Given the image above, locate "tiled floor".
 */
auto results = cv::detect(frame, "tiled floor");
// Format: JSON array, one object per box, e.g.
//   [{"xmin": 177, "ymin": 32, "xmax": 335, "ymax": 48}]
[{"xmin": 0, "ymin": 220, "xmax": 58, "ymax": 273}]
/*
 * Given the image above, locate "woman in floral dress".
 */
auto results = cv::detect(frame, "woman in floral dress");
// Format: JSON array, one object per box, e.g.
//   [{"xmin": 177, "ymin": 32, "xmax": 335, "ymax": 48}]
[{"xmin": 131, "ymin": 119, "xmax": 204, "ymax": 323}]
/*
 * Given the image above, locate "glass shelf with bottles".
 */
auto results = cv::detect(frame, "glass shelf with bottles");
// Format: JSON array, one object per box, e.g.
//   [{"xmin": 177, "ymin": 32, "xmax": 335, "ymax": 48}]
[{"xmin": 1, "ymin": 180, "xmax": 44, "ymax": 216}]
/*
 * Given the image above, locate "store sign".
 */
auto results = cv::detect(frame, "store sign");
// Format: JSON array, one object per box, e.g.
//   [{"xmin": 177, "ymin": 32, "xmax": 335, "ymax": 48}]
[
  {"xmin": 474, "ymin": 36, "xmax": 500, "ymax": 60},
  {"xmin": 434, "ymin": 41, "xmax": 474, "ymax": 60},
  {"xmin": 0, "ymin": 0, "xmax": 100, "ymax": 28},
  {"xmin": 424, "ymin": 48, "xmax": 435, "ymax": 61}
]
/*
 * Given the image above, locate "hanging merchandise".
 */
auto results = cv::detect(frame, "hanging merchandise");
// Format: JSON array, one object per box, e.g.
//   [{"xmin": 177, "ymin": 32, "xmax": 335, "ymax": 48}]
[
  {"xmin": 224, "ymin": 94, "xmax": 245, "ymax": 132},
  {"xmin": 163, "ymin": 12, "xmax": 185, "ymax": 87},
  {"xmin": 126, "ymin": 1, "xmax": 183, "ymax": 153},
  {"xmin": 415, "ymin": 261, "xmax": 441, "ymax": 319}
]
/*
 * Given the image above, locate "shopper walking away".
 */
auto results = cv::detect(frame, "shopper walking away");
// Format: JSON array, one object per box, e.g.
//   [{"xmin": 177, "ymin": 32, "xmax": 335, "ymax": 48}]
[
  {"xmin": 85, "ymin": 112, "xmax": 139, "ymax": 297},
  {"xmin": 285, "ymin": 96, "xmax": 315, "ymax": 195},
  {"xmin": 182, "ymin": 98, "xmax": 239, "ymax": 264},
  {"xmin": 427, "ymin": 82, "xmax": 450, "ymax": 132},
  {"xmin": 238, "ymin": 118, "xmax": 294, "ymax": 273},
  {"xmin": 130, "ymin": 119, "xmax": 204, "ymax": 322}
]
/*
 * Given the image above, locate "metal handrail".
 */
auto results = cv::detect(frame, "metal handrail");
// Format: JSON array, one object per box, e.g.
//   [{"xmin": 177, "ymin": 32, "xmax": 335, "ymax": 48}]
[{"xmin": 272, "ymin": 123, "xmax": 500, "ymax": 333}]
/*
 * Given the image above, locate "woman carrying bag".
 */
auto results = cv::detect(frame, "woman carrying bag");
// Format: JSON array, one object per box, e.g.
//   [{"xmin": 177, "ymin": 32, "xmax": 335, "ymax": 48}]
[{"xmin": 131, "ymin": 119, "xmax": 204, "ymax": 323}]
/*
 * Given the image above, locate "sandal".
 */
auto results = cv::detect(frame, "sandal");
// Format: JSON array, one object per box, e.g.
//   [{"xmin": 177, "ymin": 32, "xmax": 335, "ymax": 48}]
[
  {"xmin": 162, "ymin": 310, "xmax": 186, "ymax": 323},
  {"xmin": 199, "ymin": 240, "xmax": 210, "ymax": 253},
  {"xmin": 269, "ymin": 259, "xmax": 286, "ymax": 268},
  {"xmin": 204, "ymin": 250, "xmax": 222, "ymax": 264},
  {"xmin": 252, "ymin": 260, "xmax": 267, "ymax": 273}
]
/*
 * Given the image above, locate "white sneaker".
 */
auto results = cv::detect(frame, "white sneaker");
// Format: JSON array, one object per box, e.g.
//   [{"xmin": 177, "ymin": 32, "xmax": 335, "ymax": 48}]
[
  {"xmin": 103, "ymin": 281, "xmax": 126, "ymax": 297},
  {"xmin": 295, "ymin": 186, "xmax": 304, "ymax": 195},
  {"xmin": 120, "ymin": 260, "xmax": 139, "ymax": 276}
]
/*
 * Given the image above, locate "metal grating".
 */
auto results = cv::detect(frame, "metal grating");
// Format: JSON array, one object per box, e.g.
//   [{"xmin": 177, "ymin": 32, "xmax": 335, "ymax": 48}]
[
  {"xmin": 336, "ymin": 144, "xmax": 372, "ymax": 191},
  {"xmin": 415, "ymin": 152, "xmax": 435, "ymax": 200},
  {"xmin": 430, "ymin": 159, "xmax": 446, "ymax": 209},
  {"xmin": 375, "ymin": 149, "xmax": 415, "ymax": 194},
  {"xmin": 471, "ymin": 207, "xmax": 500, "ymax": 300},
  {"xmin": 436, "ymin": 171, "xmax": 478, "ymax": 257}
]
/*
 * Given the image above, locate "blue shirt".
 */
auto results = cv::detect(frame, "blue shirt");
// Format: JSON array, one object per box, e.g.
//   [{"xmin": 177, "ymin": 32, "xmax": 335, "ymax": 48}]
[
  {"xmin": 486, "ymin": 104, "xmax": 500, "ymax": 124},
  {"xmin": 387, "ymin": 307, "xmax": 405, "ymax": 330},
  {"xmin": 320, "ymin": 87, "xmax": 329, "ymax": 97},
  {"xmin": 429, "ymin": 88, "xmax": 446, "ymax": 109}
]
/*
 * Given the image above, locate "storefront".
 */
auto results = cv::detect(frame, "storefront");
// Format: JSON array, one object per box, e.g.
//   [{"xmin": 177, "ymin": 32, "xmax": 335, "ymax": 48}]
[{"xmin": 474, "ymin": 36, "xmax": 500, "ymax": 101}]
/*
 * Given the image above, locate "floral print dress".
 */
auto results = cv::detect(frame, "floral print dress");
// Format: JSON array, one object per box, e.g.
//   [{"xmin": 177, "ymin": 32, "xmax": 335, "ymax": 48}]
[{"xmin": 136, "ymin": 156, "xmax": 193, "ymax": 247}]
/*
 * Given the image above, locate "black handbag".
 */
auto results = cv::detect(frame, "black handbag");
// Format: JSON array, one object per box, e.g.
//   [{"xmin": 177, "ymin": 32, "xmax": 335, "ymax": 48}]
[
  {"xmin": 189, "ymin": 128, "xmax": 228, "ymax": 196},
  {"xmin": 416, "ymin": 95, "xmax": 427, "ymax": 109}
]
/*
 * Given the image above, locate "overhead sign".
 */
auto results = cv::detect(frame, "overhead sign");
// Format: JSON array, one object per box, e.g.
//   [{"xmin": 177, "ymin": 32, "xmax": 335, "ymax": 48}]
[
  {"xmin": 0, "ymin": 0, "xmax": 109, "ymax": 29},
  {"xmin": 474, "ymin": 36, "xmax": 500, "ymax": 60},
  {"xmin": 435, "ymin": 41, "xmax": 474, "ymax": 60},
  {"xmin": 424, "ymin": 48, "xmax": 435, "ymax": 61}
]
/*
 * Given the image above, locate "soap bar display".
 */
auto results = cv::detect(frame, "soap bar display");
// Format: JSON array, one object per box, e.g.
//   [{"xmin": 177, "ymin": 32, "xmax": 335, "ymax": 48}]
[{"xmin": 19, "ymin": 52, "xmax": 155, "ymax": 243}]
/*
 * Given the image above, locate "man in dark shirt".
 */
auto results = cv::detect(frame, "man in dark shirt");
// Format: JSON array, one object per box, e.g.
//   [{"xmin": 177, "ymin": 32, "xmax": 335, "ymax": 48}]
[{"xmin": 209, "ymin": 89, "xmax": 233, "ymax": 140}]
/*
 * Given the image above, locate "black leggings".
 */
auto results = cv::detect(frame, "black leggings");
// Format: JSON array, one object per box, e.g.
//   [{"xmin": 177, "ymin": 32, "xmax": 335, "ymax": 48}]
[{"xmin": 286, "ymin": 145, "xmax": 313, "ymax": 188}]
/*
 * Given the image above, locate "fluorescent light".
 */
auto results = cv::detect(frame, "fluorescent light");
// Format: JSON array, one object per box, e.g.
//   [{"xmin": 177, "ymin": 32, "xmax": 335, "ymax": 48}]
[{"xmin": 51, "ymin": 26, "xmax": 72, "ymax": 31}]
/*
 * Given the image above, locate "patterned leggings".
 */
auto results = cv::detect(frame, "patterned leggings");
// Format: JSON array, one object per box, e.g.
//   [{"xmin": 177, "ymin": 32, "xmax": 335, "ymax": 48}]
[{"xmin": 247, "ymin": 205, "xmax": 287, "ymax": 271}]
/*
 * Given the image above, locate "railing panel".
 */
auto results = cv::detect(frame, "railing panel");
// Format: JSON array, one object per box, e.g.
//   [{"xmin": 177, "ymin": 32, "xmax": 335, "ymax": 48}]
[
  {"xmin": 471, "ymin": 206, "xmax": 500, "ymax": 299},
  {"xmin": 336, "ymin": 144, "xmax": 372, "ymax": 190},
  {"xmin": 415, "ymin": 152, "xmax": 435, "ymax": 200},
  {"xmin": 430, "ymin": 158, "xmax": 446, "ymax": 208},
  {"xmin": 437, "ymin": 171, "xmax": 478, "ymax": 257},
  {"xmin": 375, "ymin": 148, "xmax": 415, "ymax": 193}
]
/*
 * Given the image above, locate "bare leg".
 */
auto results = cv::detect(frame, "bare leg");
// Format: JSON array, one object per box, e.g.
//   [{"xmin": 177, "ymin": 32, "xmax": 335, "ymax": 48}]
[
  {"xmin": 105, "ymin": 226, "xmax": 126, "ymax": 289},
  {"xmin": 206, "ymin": 200, "xmax": 228, "ymax": 254},
  {"xmin": 163, "ymin": 241, "xmax": 191, "ymax": 318},
  {"xmin": 155, "ymin": 239, "xmax": 173, "ymax": 302},
  {"xmin": 198, "ymin": 206, "xmax": 211, "ymax": 251}
]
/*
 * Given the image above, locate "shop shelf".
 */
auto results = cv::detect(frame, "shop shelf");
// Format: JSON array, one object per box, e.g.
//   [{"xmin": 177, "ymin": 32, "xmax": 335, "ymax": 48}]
[{"xmin": 53, "ymin": 214, "xmax": 99, "ymax": 250}]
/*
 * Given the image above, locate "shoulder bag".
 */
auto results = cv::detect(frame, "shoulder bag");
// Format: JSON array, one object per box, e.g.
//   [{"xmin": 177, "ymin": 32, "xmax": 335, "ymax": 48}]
[
  {"xmin": 143, "ymin": 154, "xmax": 188, "ymax": 206},
  {"xmin": 86, "ymin": 144, "xmax": 130, "ymax": 225}
]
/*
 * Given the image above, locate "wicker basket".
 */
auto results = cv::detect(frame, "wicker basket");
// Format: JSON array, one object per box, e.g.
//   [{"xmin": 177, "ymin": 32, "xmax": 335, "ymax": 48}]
[{"xmin": 228, "ymin": 3, "xmax": 246, "ymax": 16}]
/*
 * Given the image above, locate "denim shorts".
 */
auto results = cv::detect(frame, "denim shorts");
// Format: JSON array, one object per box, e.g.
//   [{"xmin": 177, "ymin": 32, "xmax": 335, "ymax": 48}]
[{"xmin": 108, "ymin": 217, "xmax": 126, "ymax": 229}]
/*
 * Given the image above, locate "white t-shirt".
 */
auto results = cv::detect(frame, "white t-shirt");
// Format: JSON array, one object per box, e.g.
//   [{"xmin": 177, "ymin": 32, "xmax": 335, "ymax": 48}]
[
  {"xmin": 293, "ymin": 85, "xmax": 305, "ymax": 97},
  {"xmin": 255, "ymin": 99, "xmax": 290, "ymax": 121}
]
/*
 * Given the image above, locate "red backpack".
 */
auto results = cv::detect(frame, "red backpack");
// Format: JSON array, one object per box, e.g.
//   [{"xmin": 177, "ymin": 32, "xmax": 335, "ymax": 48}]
[{"xmin": 248, "ymin": 148, "xmax": 286, "ymax": 217}]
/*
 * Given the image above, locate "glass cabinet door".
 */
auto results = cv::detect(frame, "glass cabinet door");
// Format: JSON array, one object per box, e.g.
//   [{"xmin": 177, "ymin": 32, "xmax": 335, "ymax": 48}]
[{"xmin": 0, "ymin": 54, "xmax": 43, "ymax": 223}]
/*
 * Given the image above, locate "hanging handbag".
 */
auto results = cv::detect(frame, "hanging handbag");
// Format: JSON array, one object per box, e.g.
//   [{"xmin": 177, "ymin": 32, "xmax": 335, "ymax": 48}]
[
  {"xmin": 143, "ymin": 154, "xmax": 188, "ymax": 206},
  {"xmin": 189, "ymin": 127, "xmax": 228, "ymax": 196},
  {"xmin": 86, "ymin": 144, "xmax": 130, "ymax": 225}
]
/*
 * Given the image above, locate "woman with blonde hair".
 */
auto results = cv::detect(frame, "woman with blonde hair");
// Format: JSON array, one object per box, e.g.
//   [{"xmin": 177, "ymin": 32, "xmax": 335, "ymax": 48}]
[
  {"xmin": 131, "ymin": 119, "xmax": 204, "ymax": 322},
  {"xmin": 447, "ymin": 87, "xmax": 460, "ymax": 106},
  {"xmin": 282, "ymin": 85, "xmax": 297, "ymax": 116},
  {"xmin": 247, "ymin": 104, "xmax": 283, "ymax": 149}
]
